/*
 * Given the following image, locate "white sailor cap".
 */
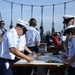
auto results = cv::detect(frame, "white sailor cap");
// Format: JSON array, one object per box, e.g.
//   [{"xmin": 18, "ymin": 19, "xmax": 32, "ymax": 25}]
[
  {"xmin": 64, "ymin": 27, "xmax": 75, "ymax": 35},
  {"xmin": 63, "ymin": 15, "xmax": 75, "ymax": 24},
  {"xmin": 64, "ymin": 25, "xmax": 75, "ymax": 35},
  {"xmin": 17, "ymin": 19, "xmax": 30, "ymax": 30},
  {"xmin": 63, "ymin": 15, "xmax": 75, "ymax": 19},
  {"xmin": 65, "ymin": 25, "xmax": 75, "ymax": 30}
]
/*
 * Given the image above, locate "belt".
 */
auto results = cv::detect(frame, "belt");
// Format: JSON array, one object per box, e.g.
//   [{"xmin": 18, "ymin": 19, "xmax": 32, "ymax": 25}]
[
  {"xmin": 0, "ymin": 57, "xmax": 12, "ymax": 61},
  {"xmin": 28, "ymin": 46, "xmax": 37, "ymax": 48}
]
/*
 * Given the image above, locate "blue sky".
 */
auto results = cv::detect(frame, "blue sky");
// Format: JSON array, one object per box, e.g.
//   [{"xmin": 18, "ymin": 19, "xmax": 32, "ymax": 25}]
[{"xmin": 0, "ymin": 0, "xmax": 75, "ymax": 33}]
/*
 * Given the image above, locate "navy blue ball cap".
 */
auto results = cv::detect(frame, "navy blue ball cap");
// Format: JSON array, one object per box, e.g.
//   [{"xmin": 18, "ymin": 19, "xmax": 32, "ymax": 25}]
[{"xmin": 64, "ymin": 27, "xmax": 75, "ymax": 35}]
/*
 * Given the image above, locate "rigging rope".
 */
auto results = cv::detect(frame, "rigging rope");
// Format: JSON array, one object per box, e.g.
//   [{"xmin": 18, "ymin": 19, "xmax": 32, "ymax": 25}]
[
  {"xmin": 21, "ymin": 4, "xmax": 23, "ymax": 19},
  {"xmin": 9, "ymin": 2, "xmax": 13, "ymax": 29},
  {"xmin": 0, "ymin": 12, "xmax": 2, "ymax": 21},
  {"xmin": 41, "ymin": 6, "xmax": 43, "ymax": 26},
  {"xmin": 2, "ymin": 0, "xmax": 75, "ymax": 6},
  {"xmin": 1, "ymin": 0, "xmax": 75, "ymax": 32},
  {"xmin": 63, "ymin": 2, "xmax": 67, "ymax": 30},
  {"xmin": 31, "ymin": 5, "xmax": 33, "ymax": 18},
  {"xmin": 40, "ymin": 6, "xmax": 44, "ymax": 39},
  {"xmin": 64, "ymin": 2, "xmax": 67, "ymax": 15},
  {"xmin": 52, "ymin": 4, "xmax": 55, "ymax": 34}
]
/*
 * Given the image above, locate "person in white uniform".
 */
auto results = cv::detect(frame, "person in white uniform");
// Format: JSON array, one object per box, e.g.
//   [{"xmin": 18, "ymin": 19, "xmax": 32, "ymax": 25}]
[
  {"xmin": 25, "ymin": 18, "xmax": 41, "ymax": 54},
  {"xmin": 0, "ymin": 19, "xmax": 33, "ymax": 75},
  {"xmin": 18, "ymin": 34, "xmax": 35, "ymax": 54},
  {"xmin": 62, "ymin": 15, "xmax": 75, "ymax": 55},
  {"xmin": 62, "ymin": 27, "xmax": 75, "ymax": 75},
  {"xmin": 16, "ymin": 22, "xmax": 34, "ymax": 55},
  {"xmin": 12, "ymin": 24, "xmax": 34, "ymax": 75},
  {"xmin": 24, "ymin": 18, "xmax": 41, "ymax": 75},
  {"xmin": 0, "ymin": 20, "xmax": 7, "ymax": 42}
]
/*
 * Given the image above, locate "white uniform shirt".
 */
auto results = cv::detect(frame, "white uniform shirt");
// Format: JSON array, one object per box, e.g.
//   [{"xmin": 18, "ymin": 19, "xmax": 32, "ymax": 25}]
[
  {"xmin": 17, "ymin": 35, "xmax": 26, "ymax": 51},
  {"xmin": 0, "ymin": 28, "xmax": 19, "ymax": 60},
  {"xmin": 0, "ymin": 29, "xmax": 3, "ymax": 35},
  {"xmin": 60, "ymin": 35, "xmax": 66, "ymax": 42},
  {"xmin": 25, "ymin": 27, "xmax": 41, "ymax": 47},
  {"xmin": 68, "ymin": 37, "xmax": 75, "ymax": 68}
]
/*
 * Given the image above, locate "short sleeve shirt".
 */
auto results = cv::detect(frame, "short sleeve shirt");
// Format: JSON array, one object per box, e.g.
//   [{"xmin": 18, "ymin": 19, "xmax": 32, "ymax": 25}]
[
  {"xmin": 68, "ymin": 37, "xmax": 75, "ymax": 68},
  {"xmin": 0, "ymin": 28, "xmax": 19, "ymax": 60},
  {"xmin": 25, "ymin": 27, "xmax": 41, "ymax": 47},
  {"xmin": 17, "ymin": 35, "xmax": 26, "ymax": 51}
]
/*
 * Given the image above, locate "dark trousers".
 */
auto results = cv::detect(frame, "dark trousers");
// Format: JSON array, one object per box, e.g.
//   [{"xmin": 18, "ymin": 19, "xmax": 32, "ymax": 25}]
[
  {"xmin": 68, "ymin": 67, "xmax": 75, "ymax": 75},
  {"xmin": 12, "ymin": 57, "xmax": 24, "ymax": 75},
  {"xmin": 0, "ymin": 58, "xmax": 13, "ymax": 75},
  {"xmin": 24, "ymin": 46, "xmax": 39, "ymax": 55},
  {"xmin": 24, "ymin": 46, "xmax": 39, "ymax": 75}
]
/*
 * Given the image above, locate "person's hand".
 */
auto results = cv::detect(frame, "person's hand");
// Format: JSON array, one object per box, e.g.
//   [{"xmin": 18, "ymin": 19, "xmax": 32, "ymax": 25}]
[
  {"xmin": 27, "ymin": 56, "xmax": 34, "ymax": 62},
  {"xmin": 31, "ymin": 51, "xmax": 36, "ymax": 56}
]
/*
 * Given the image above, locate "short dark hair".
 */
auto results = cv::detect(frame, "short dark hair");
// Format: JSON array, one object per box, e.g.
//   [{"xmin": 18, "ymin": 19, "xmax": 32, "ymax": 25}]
[
  {"xmin": 16, "ymin": 24, "xmax": 27, "ymax": 34},
  {"xmin": 29, "ymin": 18, "xmax": 36, "ymax": 26},
  {"xmin": 0, "ymin": 20, "xmax": 5, "ymax": 27}
]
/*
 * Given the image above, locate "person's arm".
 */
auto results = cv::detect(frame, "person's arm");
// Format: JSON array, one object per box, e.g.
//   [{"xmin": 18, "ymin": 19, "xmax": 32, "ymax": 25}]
[
  {"xmin": 10, "ymin": 47, "xmax": 33, "ymax": 62},
  {"xmin": 64, "ymin": 38, "xmax": 69, "ymax": 55},
  {"xmin": 35, "ymin": 31, "xmax": 41, "ymax": 46},
  {"xmin": 24, "ymin": 45, "xmax": 36, "ymax": 56},
  {"xmin": 36, "ymin": 41, "xmax": 40, "ymax": 46},
  {"xmin": 62, "ymin": 54, "xmax": 75, "ymax": 64},
  {"xmin": 62, "ymin": 38, "xmax": 75, "ymax": 64},
  {"xmin": 68, "ymin": 54, "xmax": 75, "ymax": 64},
  {"xmin": 24, "ymin": 45, "xmax": 32, "ymax": 54}
]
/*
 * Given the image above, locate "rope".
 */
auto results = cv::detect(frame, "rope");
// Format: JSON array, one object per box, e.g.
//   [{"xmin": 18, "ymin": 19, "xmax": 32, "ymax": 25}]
[
  {"xmin": 40, "ymin": 6, "xmax": 44, "ymax": 39},
  {"xmin": 21, "ymin": 4, "xmax": 23, "ymax": 19},
  {"xmin": 11, "ymin": 2, "xmax": 13, "ymax": 21},
  {"xmin": 52, "ymin": 4, "xmax": 55, "ymax": 34},
  {"xmin": 41, "ymin": 6, "xmax": 43, "ymax": 26},
  {"xmin": 0, "ymin": 12, "xmax": 2, "ymax": 21},
  {"xmin": 31, "ymin": 5, "xmax": 33, "ymax": 18},
  {"xmin": 9, "ymin": 2, "xmax": 13, "ymax": 29},
  {"xmin": 64, "ymin": 2, "xmax": 67, "ymax": 15},
  {"xmin": 2, "ymin": 0, "xmax": 75, "ymax": 7},
  {"xmin": 63, "ymin": 2, "xmax": 67, "ymax": 30}
]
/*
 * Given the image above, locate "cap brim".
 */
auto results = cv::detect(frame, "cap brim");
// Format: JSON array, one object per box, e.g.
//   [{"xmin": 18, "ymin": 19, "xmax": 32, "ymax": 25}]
[
  {"xmin": 63, "ymin": 18, "xmax": 74, "ymax": 24},
  {"xmin": 64, "ymin": 27, "xmax": 75, "ymax": 35}
]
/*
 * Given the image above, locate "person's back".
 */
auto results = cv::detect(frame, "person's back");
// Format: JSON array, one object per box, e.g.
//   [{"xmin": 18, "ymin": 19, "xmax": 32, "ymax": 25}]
[
  {"xmin": 26, "ymin": 27, "xmax": 40, "ymax": 47},
  {"xmin": 25, "ymin": 18, "xmax": 40, "ymax": 53}
]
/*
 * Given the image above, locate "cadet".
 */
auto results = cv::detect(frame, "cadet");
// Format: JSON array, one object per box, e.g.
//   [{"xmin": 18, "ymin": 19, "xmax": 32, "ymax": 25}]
[
  {"xmin": 24, "ymin": 18, "xmax": 41, "ymax": 75},
  {"xmin": 62, "ymin": 15, "xmax": 75, "ymax": 55},
  {"xmin": 62, "ymin": 27, "xmax": 75, "ymax": 75},
  {"xmin": 0, "ymin": 20, "xmax": 7, "ymax": 42},
  {"xmin": 0, "ymin": 19, "xmax": 33, "ymax": 75},
  {"xmin": 25, "ymin": 18, "xmax": 41, "ymax": 54},
  {"xmin": 63, "ymin": 15, "xmax": 75, "ymax": 29}
]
